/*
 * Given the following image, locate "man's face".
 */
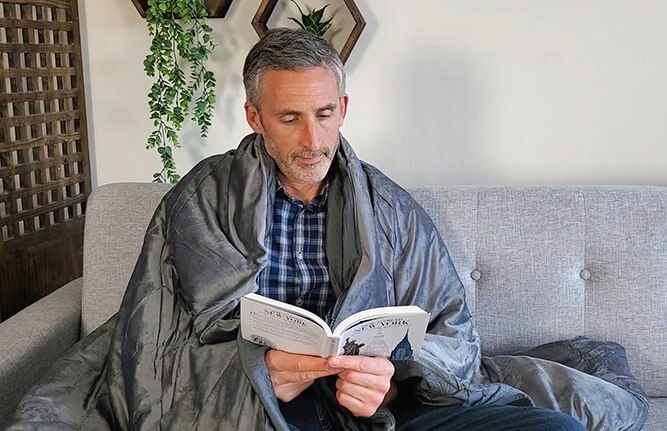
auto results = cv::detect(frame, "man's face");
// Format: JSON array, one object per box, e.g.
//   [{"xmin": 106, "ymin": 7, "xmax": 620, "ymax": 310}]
[{"xmin": 244, "ymin": 67, "xmax": 348, "ymax": 186}]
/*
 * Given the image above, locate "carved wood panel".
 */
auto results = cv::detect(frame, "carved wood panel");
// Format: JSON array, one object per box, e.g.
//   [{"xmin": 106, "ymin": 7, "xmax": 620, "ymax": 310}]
[{"xmin": 0, "ymin": 0, "xmax": 90, "ymax": 321}]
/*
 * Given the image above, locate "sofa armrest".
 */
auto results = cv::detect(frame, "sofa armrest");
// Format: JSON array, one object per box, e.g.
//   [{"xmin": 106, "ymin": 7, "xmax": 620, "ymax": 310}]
[{"xmin": 0, "ymin": 278, "xmax": 82, "ymax": 425}]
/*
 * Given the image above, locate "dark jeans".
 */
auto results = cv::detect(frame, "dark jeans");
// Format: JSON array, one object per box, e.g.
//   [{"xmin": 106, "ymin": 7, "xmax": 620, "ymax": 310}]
[
  {"xmin": 394, "ymin": 404, "xmax": 586, "ymax": 431},
  {"xmin": 280, "ymin": 389, "xmax": 586, "ymax": 431}
]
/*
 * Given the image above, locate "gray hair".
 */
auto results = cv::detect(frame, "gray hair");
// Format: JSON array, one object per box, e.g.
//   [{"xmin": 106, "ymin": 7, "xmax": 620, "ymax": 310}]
[{"xmin": 243, "ymin": 28, "xmax": 346, "ymax": 107}]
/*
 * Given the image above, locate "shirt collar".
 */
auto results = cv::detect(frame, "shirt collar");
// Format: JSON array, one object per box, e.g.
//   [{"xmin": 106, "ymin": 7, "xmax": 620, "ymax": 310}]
[{"xmin": 275, "ymin": 179, "xmax": 329, "ymax": 209}]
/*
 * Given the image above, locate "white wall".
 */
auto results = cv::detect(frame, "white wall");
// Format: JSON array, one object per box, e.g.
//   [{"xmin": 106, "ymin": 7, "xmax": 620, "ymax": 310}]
[{"xmin": 80, "ymin": 1, "xmax": 667, "ymax": 187}]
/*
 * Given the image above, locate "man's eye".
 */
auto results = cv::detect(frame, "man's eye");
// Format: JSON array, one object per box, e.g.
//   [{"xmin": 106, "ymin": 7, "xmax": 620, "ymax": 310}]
[
  {"xmin": 318, "ymin": 113, "xmax": 333, "ymax": 120},
  {"xmin": 282, "ymin": 118, "xmax": 297, "ymax": 125}
]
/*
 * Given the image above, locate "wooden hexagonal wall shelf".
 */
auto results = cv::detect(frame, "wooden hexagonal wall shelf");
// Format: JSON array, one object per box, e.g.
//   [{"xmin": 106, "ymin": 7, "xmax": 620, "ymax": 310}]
[
  {"xmin": 252, "ymin": 0, "xmax": 366, "ymax": 63},
  {"xmin": 131, "ymin": 0, "xmax": 234, "ymax": 18}
]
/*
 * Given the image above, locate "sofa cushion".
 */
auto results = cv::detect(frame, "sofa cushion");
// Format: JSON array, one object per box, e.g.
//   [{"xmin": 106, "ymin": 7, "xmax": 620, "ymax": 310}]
[{"xmin": 644, "ymin": 398, "xmax": 667, "ymax": 431}]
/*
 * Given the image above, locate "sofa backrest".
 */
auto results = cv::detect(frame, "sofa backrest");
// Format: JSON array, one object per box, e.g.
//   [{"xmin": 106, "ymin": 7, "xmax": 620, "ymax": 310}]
[
  {"xmin": 81, "ymin": 183, "xmax": 666, "ymax": 397},
  {"xmin": 410, "ymin": 186, "xmax": 666, "ymax": 398},
  {"xmin": 81, "ymin": 183, "xmax": 170, "ymax": 336}
]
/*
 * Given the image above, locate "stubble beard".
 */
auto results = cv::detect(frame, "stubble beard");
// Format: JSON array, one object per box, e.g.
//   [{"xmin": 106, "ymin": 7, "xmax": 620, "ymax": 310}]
[{"xmin": 265, "ymin": 137, "xmax": 338, "ymax": 185}]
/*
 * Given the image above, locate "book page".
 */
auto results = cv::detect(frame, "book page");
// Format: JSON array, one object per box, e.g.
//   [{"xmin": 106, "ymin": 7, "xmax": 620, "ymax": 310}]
[
  {"xmin": 334, "ymin": 312, "xmax": 429, "ymax": 360},
  {"xmin": 333, "ymin": 306, "xmax": 426, "ymax": 334},
  {"xmin": 240, "ymin": 294, "xmax": 329, "ymax": 357}
]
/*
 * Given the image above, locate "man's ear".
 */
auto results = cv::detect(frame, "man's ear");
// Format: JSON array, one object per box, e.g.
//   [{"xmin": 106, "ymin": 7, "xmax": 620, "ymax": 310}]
[
  {"xmin": 338, "ymin": 94, "xmax": 349, "ymax": 126},
  {"xmin": 244, "ymin": 101, "xmax": 263, "ymax": 134}
]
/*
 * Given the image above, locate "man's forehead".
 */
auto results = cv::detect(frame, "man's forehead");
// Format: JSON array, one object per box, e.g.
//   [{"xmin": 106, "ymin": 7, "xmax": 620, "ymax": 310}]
[
  {"xmin": 257, "ymin": 67, "xmax": 340, "ymax": 109},
  {"xmin": 259, "ymin": 67, "xmax": 337, "ymax": 87}
]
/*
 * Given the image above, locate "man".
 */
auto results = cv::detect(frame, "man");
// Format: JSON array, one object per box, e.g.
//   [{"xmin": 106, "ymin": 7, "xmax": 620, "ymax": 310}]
[
  {"xmin": 237, "ymin": 29, "xmax": 584, "ymax": 430},
  {"xmin": 13, "ymin": 29, "xmax": 645, "ymax": 431},
  {"xmin": 242, "ymin": 33, "xmax": 396, "ymax": 418}
]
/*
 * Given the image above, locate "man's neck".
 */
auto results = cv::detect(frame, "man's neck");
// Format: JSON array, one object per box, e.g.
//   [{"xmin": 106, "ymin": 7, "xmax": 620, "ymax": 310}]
[{"xmin": 277, "ymin": 174, "xmax": 326, "ymax": 205}]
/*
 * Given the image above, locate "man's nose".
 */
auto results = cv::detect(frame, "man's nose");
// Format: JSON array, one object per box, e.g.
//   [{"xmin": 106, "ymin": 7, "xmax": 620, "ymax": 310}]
[{"xmin": 301, "ymin": 119, "xmax": 319, "ymax": 150}]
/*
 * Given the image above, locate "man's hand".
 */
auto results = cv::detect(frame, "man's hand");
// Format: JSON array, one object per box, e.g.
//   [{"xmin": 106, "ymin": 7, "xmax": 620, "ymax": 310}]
[
  {"xmin": 328, "ymin": 356, "xmax": 396, "ymax": 417},
  {"xmin": 265, "ymin": 349, "xmax": 341, "ymax": 402}
]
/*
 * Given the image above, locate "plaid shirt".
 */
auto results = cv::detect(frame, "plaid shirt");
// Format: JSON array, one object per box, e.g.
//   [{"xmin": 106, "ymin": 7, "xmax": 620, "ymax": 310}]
[{"xmin": 256, "ymin": 183, "xmax": 335, "ymax": 318}]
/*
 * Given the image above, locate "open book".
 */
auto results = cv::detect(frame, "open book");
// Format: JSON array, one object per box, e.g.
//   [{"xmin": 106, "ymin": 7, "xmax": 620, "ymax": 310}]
[{"xmin": 240, "ymin": 293, "xmax": 430, "ymax": 360}]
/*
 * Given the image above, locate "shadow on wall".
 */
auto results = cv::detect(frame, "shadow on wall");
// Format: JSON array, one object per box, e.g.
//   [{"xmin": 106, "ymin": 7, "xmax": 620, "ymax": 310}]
[{"xmin": 78, "ymin": 0, "xmax": 98, "ymax": 187}]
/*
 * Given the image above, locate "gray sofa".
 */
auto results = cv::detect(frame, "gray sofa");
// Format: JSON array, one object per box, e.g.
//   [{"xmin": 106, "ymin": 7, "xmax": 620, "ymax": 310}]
[{"xmin": 1, "ymin": 183, "xmax": 665, "ymax": 429}]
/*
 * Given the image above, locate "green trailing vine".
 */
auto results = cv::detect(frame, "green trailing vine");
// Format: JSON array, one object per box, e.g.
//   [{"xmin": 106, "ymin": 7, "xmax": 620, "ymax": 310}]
[
  {"xmin": 289, "ymin": 1, "xmax": 333, "ymax": 37},
  {"xmin": 143, "ymin": 0, "xmax": 216, "ymax": 183}
]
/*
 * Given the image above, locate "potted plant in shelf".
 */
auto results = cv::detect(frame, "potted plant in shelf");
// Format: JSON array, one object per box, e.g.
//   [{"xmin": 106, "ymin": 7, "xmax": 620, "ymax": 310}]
[
  {"xmin": 289, "ymin": 1, "xmax": 333, "ymax": 37},
  {"xmin": 141, "ymin": 0, "xmax": 218, "ymax": 183}
]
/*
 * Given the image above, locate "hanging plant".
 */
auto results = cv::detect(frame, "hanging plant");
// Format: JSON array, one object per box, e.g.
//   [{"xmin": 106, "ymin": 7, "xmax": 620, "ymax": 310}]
[
  {"xmin": 143, "ymin": 0, "xmax": 216, "ymax": 183},
  {"xmin": 289, "ymin": 0, "xmax": 333, "ymax": 37}
]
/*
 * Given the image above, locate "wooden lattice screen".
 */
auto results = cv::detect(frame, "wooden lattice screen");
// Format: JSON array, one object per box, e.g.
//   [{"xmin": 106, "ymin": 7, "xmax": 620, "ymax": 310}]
[{"xmin": 0, "ymin": 0, "xmax": 90, "ymax": 320}]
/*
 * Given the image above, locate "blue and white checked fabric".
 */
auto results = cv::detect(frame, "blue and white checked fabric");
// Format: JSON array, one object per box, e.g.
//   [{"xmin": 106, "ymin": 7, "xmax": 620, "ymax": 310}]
[{"xmin": 256, "ymin": 183, "xmax": 335, "ymax": 318}]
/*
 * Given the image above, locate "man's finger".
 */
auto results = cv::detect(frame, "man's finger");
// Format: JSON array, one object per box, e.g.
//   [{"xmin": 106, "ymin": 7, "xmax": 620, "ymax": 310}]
[
  {"xmin": 266, "ymin": 349, "xmax": 331, "ymax": 372},
  {"xmin": 337, "ymin": 369, "xmax": 391, "ymax": 392},
  {"xmin": 336, "ymin": 374, "xmax": 386, "ymax": 403},
  {"xmin": 328, "ymin": 356, "xmax": 394, "ymax": 376},
  {"xmin": 335, "ymin": 390, "xmax": 380, "ymax": 418},
  {"xmin": 271, "ymin": 368, "xmax": 341, "ymax": 384}
]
